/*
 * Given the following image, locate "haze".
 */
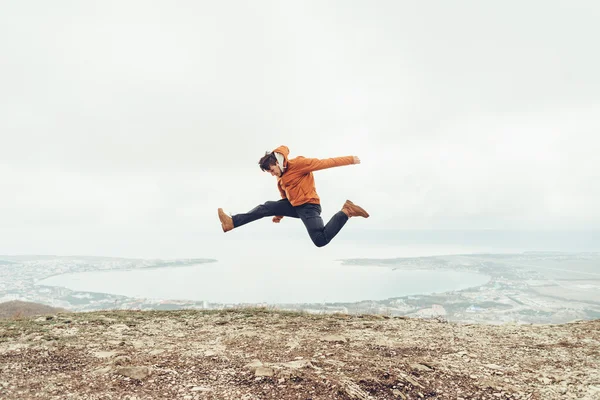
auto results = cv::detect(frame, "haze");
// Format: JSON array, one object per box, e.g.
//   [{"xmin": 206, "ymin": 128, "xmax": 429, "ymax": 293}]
[{"xmin": 1, "ymin": 1, "xmax": 599, "ymax": 258}]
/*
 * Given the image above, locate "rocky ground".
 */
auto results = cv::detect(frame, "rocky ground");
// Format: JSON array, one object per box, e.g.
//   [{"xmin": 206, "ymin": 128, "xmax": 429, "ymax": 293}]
[{"xmin": 0, "ymin": 309, "xmax": 598, "ymax": 399}]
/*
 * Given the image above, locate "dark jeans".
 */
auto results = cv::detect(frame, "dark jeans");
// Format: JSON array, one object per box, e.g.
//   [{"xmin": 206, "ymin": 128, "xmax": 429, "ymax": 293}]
[{"xmin": 231, "ymin": 199, "xmax": 349, "ymax": 247}]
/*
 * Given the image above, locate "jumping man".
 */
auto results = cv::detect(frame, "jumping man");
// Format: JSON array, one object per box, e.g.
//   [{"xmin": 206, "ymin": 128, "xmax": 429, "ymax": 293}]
[{"xmin": 217, "ymin": 145, "xmax": 369, "ymax": 247}]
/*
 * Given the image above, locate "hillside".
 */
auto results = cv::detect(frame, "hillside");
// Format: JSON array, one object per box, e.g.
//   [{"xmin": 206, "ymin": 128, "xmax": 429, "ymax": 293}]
[
  {"xmin": 0, "ymin": 300, "xmax": 67, "ymax": 319},
  {"xmin": 0, "ymin": 309, "xmax": 598, "ymax": 399}
]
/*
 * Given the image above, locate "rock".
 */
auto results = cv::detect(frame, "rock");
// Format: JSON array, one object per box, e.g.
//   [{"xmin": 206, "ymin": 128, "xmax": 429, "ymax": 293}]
[
  {"xmin": 93, "ymin": 351, "xmax": 118, "ymax": 359},
  {"xmin": 402, "ymin": 375, "xmax": 424, "ymax": 389},
  {"xmin": 190, "ymin": 386, "xmax": 212, "ymax": 392},
  {"xmin": 586, "ymin": 385, "xmax": 600, "ymax": 396},
  {"xmin": 92, "ymin": 366, "xmax": 112, "ymax": 375},
  {"xmin": 392, "ymin": 389, "xmax": 407, "ymax": 399},
  {"xmin": 278, "ymin": 370, "xmax": 293, "ymax": 380},
  {"xmin": 280, "ymin": 359, "xmax": 313, "ymax": 369},
  {"xmin": 478, "ymin": 380, "xmax": 502, "ymax": 391},
  {"xmin": 109, "ymin": 324, "xmax": 130, "ymax": 331},
  {"xmin": 204, "ymin": 350, "xmax": 217, "ymax": 357},
  {"xmin": 244, "ymin": 360, "xmax": 264, "ymax": 371},
  {"xmin": 324, "ymin": 359, "xmax": 346, "ymax": 367},
  {"xmin": 485, "ymin": 364, "xmax": 504, "ymax": 371},
  {"xmin": 320, "ymin": 335, "xmax": 347, "ymax": 343},
  {"xmin": 559, "ymin": 385, "xmax": 568, "ymax": 394},
  {"xmin": 410, "ymin": 363, "xmax": 433, "ymax": 372},
  {"xmin": 255, "ymin": 367, "xmax": 274, "ymax": 377},
  {"xmin": 115, "ymin": 366, "xmax": 151, "ymax": 380},
  {"xmin": 113, "ymin": 356, "xmax": 131, "ymax": 365},
  {"xmin": 341, "ymin": 378, "xmax": 371, "ymax": 399}
]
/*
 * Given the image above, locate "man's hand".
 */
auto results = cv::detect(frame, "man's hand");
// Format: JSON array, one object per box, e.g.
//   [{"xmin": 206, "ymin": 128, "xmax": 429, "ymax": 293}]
[
  {"xmin": 272, "ymin": 216, "xmax": 283, "ymax": 223},
  {"xmin": 353, "ymin": 156, "xmax": 361, "ymax": 164}
]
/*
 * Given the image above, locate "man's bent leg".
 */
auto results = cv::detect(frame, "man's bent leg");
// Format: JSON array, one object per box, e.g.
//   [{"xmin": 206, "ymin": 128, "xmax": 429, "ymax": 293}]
[
  {"xmin": 296, "ymin": 204, "xmax": 348, "ymax": 247},
  {"xmin": 232, "ymin": 199, "xmax": 298, "ymax": 228}
]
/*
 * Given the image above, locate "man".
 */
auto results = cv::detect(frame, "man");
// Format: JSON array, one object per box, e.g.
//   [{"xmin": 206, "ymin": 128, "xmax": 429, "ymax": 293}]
[{"xmin": 217, "ymin": 145, "xmax": 369, "ymax": 247}]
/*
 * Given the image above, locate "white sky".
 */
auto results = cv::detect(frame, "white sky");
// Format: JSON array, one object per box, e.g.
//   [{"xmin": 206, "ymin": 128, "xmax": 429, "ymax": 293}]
[{"xmin": 1, "ymin": 1, "xmax": 599, "ymax": 257}]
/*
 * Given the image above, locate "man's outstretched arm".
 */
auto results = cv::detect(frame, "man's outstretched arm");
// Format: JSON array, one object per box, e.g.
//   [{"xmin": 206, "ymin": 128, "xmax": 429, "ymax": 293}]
[{"xmin": 296, "ymin": 155, "xmax": 360, "ymax": 173}]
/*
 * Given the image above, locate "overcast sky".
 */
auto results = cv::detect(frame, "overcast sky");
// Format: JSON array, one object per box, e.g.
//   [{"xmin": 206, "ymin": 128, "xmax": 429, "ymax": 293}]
[{"xmin": 1, "ymin": 1, "xmax": 599, "ymax": 257}]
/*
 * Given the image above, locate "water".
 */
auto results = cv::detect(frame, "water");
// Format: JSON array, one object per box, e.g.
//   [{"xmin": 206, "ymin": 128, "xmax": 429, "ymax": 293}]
[
  {"xmin": 38, "ymin": 260, "xmax": 489, "ymax": 304},
  {"xmin": 38, "ymin": 240, "xmax": 494, "ymax": 304}
]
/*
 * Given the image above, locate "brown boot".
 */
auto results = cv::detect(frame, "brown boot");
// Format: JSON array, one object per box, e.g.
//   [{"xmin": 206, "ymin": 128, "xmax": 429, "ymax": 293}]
[
  {"xmin": 341, "ymin": 200, "xmax": 370, "ymax": 218},
  {"xmin": 218, "ymin": 208, "xmax": 234, "ymax": 232}
]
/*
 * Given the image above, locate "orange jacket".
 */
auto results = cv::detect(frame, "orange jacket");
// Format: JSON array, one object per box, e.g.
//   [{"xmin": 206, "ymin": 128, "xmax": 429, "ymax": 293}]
[{"xmin": 272, "ymin": 145, "xmax": 355, "ymax": 206}]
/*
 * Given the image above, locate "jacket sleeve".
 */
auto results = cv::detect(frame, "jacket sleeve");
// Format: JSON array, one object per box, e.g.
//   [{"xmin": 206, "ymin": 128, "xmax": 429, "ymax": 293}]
[{"xmin": 295, "ymin": 156, "xmax": 355, "ymax": 173}]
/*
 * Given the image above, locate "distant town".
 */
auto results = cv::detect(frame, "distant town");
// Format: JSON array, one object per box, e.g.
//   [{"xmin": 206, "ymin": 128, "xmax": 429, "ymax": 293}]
[{"xmin": 1, "ymin": 252, "xmax": 599, "ymax": 324}]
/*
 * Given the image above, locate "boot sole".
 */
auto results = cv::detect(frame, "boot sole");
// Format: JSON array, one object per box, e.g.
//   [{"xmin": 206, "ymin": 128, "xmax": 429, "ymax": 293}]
[{"xmin": 354, "ymin": 206, "xmax": 370, "ymax": 218}]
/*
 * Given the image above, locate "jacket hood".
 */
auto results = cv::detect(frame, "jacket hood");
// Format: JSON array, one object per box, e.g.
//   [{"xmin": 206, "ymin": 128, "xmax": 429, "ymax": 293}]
[{"xmin": 272, "ymin": 145, "xmax": 289, "ymax": 171}]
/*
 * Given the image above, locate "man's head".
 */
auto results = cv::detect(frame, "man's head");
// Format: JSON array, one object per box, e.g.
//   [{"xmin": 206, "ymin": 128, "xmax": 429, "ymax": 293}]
[{"xmin": 259, "ymin": 152, "xmax": 282, "ymax": 177}]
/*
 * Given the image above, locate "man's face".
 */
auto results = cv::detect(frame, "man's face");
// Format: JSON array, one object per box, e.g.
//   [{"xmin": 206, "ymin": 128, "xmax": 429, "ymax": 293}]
[{"xmin": 267, "ymin": 164, "xmax": 282, "ymax": 177}]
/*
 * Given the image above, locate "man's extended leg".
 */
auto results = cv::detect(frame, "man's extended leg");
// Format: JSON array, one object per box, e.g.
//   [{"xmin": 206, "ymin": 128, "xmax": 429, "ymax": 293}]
[
  {"xmin": 295, "ymin": 203, "xmax": 348, "ymax": 247},
  {"xmin": 218, "ymin": 199, "xmax": 298, "ymax": 232},
  {"xmin": 295, "ymin": 200, "xmax": 370, "ymax": 247}
]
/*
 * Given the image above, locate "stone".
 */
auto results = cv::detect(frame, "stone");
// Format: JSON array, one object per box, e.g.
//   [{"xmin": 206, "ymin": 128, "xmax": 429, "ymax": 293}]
[
  {"xmin": 280, "ymin": 359, "xmax": 312, "ymax": 369},
  {"xmin": 93, "ymin": 351, "xmax": 117, "ymax": 359},
  {"xmin": 244, "ymin": 360, "xmax": 264, "ymax": 370},
  {"xmin": 115, "ymin": 366, "xmax": 151, "ymax": 380},
  {"xmin": 109, "ymin": 324, "xmax": 130, "ymax": 331},
  {"xmin": 320, "ymin": 335, "xmax": 347, "ymax": 343},
  {"xmin": 410, "ymin": 363, "xmax": 433, "ymax": 372},
  {"xmin": 92, "ymin": 366, "xmax": 112, "ymax": 375},
  {"xmin": 255, "ymin": 367, "xmax": 274, "ymax": 377},
  {"xmin": 190, "ymin": 386, "xmax": 212, "ymax": 392},
  {"xmin": 113, "ymin": 356, "xmax": 131, "ymax": 365}
]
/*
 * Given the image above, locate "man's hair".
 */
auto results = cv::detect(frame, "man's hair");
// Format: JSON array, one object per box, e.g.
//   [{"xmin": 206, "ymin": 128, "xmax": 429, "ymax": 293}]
[{"xmin": 258, "ymin": 151, "xmax": 278, "ymax": 171}]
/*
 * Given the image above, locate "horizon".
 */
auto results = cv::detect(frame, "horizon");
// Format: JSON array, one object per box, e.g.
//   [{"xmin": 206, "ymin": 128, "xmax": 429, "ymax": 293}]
[{"xmin": 2, "ymin": 228, "xmax": 599, "ymax": 259}]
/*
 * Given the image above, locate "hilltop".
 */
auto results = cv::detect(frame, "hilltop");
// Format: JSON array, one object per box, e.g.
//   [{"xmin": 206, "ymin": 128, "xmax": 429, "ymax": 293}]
[
  {"xmin": 0, "ymin": 300, "xmax": 67, "ymax": 319},
  {"xmin": 0, "ymin": 308, "xmax": 598, "ymax": 399}
]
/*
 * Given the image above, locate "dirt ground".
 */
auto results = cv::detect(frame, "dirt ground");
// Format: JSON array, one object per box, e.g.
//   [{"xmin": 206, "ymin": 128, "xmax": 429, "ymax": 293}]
[{"xmin": 1, "ymin": 309, "xmax": 599, "ymax": 399}]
